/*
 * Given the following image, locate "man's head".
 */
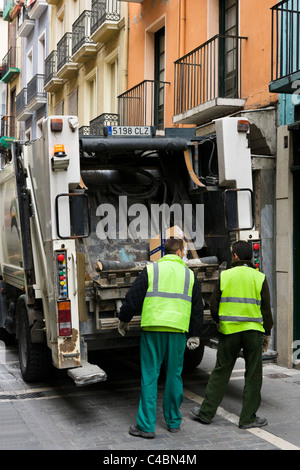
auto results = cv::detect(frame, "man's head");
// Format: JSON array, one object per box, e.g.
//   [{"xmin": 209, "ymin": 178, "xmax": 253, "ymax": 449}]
[
  {"xmin": 231, "ymin": 240, "xmax": 252, "ymax": 261},
  {"xmin": 165, "ymin": 237, "xmax": 184, "ymax": 258}
]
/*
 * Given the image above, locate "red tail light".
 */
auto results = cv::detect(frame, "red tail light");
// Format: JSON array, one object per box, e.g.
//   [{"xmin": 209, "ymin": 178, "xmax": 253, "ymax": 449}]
[{"xmin": 58, "ymin": 301, "xmax": 72, "ymax": 336}]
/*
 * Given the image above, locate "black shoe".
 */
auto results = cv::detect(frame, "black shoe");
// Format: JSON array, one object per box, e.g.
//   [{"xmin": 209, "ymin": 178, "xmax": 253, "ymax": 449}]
[
  {"xmin": 239, "ymin": 417, "xmax": 268, "ymax": 429},
  {"xmin": 168, "ymin": 427, "xmax": 180, "ymax": 433},
  {"xmin": 129, "ymin": 425, "xmax": 155, "ymax": 439},
  {"xmin": 191, "ymin": 406, "xmax": 211, "ymax": 424}
]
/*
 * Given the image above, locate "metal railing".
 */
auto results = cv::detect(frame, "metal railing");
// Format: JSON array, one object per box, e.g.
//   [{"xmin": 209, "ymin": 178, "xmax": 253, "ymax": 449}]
[
  {"xmin": 1, "ymin": 47, "xmax": 17, "ymax": 77},
  {"xmin": 72, "ymin": 10, "xmax": 94, "ymax": 55},
  {"xmin": 1, "ymin": 116, "xmax": 16, "ymax": 138},
  {"xmin": 174, "ymin": 34, "xmax": 246, "ymax": 116},
  {"xmin": 27, "ymin": 74, "xmax": 47, "ymax": 105},
  {"xmin": 118, "ymin": 80, "xmax": 170, "ymax": 129},
  {"xmin": 271, "ymin": 0, "xmax": 300, "ymax": 82},
  {"xmin": 16, "ymin": 88, "xmax": 27, "ymax": 116},
  {"xmin": 79, "ymin": 113, "xmax": 119, "ymax": 135},
  {"xmin": 45, "ymin": 50, "xmax": 59, "ymax": 85},
  {"xmin": 91, "ymin": 0, "xmax": 120, "ymax": 36},
  {"xmin": 57, "ymin": 33, "xmax": 73, "ymax": 71}
]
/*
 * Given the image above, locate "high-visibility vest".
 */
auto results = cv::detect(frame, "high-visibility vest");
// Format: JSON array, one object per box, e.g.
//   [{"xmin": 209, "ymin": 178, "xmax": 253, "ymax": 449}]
[
  {"xmin": 141, "ymin": 255, "xmax": 194, "ymax": 332},
  {"xmin": 218, "ymin": 265, "xmax": 265, "ymax": 335}
]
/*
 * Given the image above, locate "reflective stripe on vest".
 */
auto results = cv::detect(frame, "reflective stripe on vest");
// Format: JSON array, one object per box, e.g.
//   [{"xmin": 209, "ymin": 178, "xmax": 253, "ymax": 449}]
[
  {"xmin": 141, "ymin": 255, "xmax": 194, "ymax": 332},
  {"xmin": 218, "ymin": 265, "xmax": 265, "ymax": 334},
  {"xmin": 145, "ymin": 262, "xmax": 192, "ymax": 302}
]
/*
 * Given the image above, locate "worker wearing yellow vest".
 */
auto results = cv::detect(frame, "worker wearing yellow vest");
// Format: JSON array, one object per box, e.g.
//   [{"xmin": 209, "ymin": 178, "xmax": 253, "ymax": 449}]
[
  {"xmin": 117, "ymin": 237, "xmax": 203, "ymax": 439},
  {"xmin": 192, "ymin": 240, "xmax": 273, "ymax": 429}
]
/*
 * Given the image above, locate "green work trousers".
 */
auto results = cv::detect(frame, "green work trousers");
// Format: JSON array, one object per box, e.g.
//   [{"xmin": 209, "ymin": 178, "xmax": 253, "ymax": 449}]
[
  {"xmin": 199, "ymin": 330, "xmax": 263, "ymax": 427},
  {"xmin": 137, "ymin": 330, "xmax": 187, "ymax": 433}
]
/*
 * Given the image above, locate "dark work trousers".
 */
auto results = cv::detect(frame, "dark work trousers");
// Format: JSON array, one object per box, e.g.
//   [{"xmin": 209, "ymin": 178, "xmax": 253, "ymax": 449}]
[{"xmin": 199, "ymin": 330, "xmax": 263, "ymax": 426}]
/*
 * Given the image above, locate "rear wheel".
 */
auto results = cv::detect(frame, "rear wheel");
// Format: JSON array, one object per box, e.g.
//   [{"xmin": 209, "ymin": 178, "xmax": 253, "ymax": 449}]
[{"xmin": 18, "ymin": 302, "xmax": 51, "ymax": 382}]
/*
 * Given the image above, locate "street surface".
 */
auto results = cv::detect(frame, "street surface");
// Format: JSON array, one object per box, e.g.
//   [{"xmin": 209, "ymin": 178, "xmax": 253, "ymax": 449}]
[{"xmin": 0, "ymin": 340, "xmax": 300, "ymax": 454}]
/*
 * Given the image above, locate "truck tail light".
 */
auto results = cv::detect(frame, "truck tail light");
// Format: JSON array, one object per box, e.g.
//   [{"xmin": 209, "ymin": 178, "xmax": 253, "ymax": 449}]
[
  {"xmin": 237, "ymin": 119, "xmax": 250, "ymax": 132},
  {"xmin": 58, "ymin": 301, "xmax": 72, "ymax": 336}
]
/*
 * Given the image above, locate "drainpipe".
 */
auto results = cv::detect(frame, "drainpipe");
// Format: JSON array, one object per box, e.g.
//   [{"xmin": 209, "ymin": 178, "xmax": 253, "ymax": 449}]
[{"xmin": 179, "ymin": 0, "xmax": 186, "ymax": 58}]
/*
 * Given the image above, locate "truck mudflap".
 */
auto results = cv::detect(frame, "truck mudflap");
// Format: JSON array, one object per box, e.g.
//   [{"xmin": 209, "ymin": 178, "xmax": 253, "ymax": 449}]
[{"xmin": 67, "ymin": 361, "xmax": 107, "ymax": 386}]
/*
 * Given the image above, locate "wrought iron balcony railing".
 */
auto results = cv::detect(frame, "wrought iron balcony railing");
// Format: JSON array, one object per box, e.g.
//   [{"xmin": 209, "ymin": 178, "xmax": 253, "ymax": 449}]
[
  {"xmin": 270, "ymin": 0, "xmax": 300, "ymax": 93},
  {"xmin": 27, "ymin": 74, "xmax": 47, "ymax": 105},
  {"xmin": 45, "ymin": 50, "xmax": 58, "ymax": 85},
  {"xmin": 72, "ymin": 10, "xmax": 94, "ymax": 55},
  {"xmin": 1, "ymin": 47, "xmax": 18, "ymax": 78},
  {"xmin": 57, "ymin": 33, "xmax": 73, "ymax": 71},
  {"xmin": 16, "ymin": 88, "xmax": 27, "ymax": 116},
  {"xmin": 79, "ymin": 113, "xmax": 119, "ymax": 135},
  {"xmin": 118, "ymin": 80, "xmax": 170, "ymax": 129},
  {"xmin": 174, "ymin": 34, "xmax": 246, "ymax": 117},
  {"xmin": 1, "ymin": 116, "xmax": 16, "ymax": 138},
  {"xmin": 91, "ymin": 0, "xmax": 120, "ymax": 36}
]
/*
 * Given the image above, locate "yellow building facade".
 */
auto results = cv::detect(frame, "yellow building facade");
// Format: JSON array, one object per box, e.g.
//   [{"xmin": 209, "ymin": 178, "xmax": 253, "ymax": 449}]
[{"xmin": 45, "ymin": 0, "xmax": 128, "ymax": 133}]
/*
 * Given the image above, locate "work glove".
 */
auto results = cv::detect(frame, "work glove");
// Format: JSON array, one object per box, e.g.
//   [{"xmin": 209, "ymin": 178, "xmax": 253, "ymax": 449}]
[
  {"xmin": 186, "ymin": 337, "xmax": 200, "ymax": 350},
  {"xmin": 262, "ymin": 335, "xmax": 271, "ymax": 352},
  {"xmin": 118, "ymin": 321, "xmax": 129, "ymax": 337}
]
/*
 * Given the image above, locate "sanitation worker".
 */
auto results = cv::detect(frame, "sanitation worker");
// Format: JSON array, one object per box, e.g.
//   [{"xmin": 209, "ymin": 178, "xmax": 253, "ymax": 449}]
[
  {"xmin": 191, "ymin": 240, "xmax": 273, "ymax": 429},
  {"xmin": 117, "ymin": 237, "xmax": 203, "ymax": 438}
]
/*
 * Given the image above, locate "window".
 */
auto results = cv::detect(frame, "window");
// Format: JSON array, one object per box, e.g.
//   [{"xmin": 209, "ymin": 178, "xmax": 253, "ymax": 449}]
[
  {"xmin": 104, "ymin": 50, "xmax": 118, "ymax": 114},
  {"xmin": 154, "ymin": 27, "xmax": 165, "ymax": 129},
  {"xmin": 84, "ymin": 68, "xmax": 97, "ymax": 123},
  {"xmin": 26, "ymin": 49, "xmax": 33, "ymax": 85},
  {"xmin": 38, "ymin": 31, "xmax": 46, "ymax": 75},
  {"xmin": 219, "ymin": 0, "xmax": 239, "ymax": 97}
]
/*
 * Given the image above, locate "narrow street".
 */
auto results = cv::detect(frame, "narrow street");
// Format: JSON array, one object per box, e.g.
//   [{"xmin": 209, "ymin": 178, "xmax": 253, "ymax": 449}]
[{"xmin": 0, "ymin": 340, "xmax": 299, "ymax": 453}]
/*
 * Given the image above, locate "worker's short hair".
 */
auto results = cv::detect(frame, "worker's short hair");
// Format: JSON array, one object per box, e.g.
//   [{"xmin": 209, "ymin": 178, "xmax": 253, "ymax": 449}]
[
  {"xmin": 165, "ymin": 237, "xmax": 184, "ymax": 255},
  {"xmin": 231, "ymin": 240, "xmax": 252, "ymax": 261}
]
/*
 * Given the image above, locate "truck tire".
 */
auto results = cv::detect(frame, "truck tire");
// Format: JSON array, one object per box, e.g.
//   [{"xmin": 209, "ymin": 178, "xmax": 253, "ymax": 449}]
[
  {"xmin": 18, "ymin": 303, "xmax": 51, "ymax": 383},
  {"xmin": 183, "ymin": 343, "xmax": 205, "ymax": 370}
]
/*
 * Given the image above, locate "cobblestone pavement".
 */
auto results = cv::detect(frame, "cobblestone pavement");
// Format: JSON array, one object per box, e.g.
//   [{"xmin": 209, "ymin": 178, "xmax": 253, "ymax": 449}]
[{"xmin": 0, "ymin": 341, "xmax": 299, "ymax": 454}]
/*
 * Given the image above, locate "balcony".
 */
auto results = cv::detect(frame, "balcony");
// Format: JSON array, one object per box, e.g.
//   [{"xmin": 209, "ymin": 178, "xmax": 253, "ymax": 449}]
[
  {"xmin": 269, "ymin": 0, "xmax": 300, "ymax": 94},
  {"xmin": 27, "ymin": 74, "xmax": 47, "ymax": 111},
  {"xmin": 44, "ymin": 51, "xmax": 64, "ymax": 92},
  {"xmin": 0, "ymin": 116, "xmax": 16, "ymax": 149},
  {"xmin": 57, "ymin": 33, "xmax": 78, "ymax": 80},
  {"xmin": 72, "ymin": 11, "xmax": 97, "ymax": 63},
  {"xmin": 16, "ymin": 88, "xmax": 33, "ymax": 121},
  {"xmin": 118, "ymin": 79, "xmax": 170, "ymax": 130},
  {"xmin": 18, "ymin": 6, "xmax": 35, "ymax": 38},
  {"xmin": 28, "ymin": 0, "xmax": 48, "ymax": 20},
  {"xmin": 1, "ymin": 47, "xmax": 20, "ymax": 84},
  {"xmin": 79, "ymin": 113, "xmax": 119, "ymax": 135},
  {"xmin": 90, "ymin": 0, "xmax": 121, "ymax": 44},
  {"xmin": 173, "ymin": 34, "xmax": 247, "ymax": 126}
]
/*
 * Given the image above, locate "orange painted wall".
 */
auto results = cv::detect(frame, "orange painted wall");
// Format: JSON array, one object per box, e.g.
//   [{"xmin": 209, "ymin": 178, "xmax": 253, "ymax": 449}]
[
  {"xmin": 127, "ymin": 0, "xmax": 278, "ymax": 128},
  {"xmin": 240, "ymin": 0, "xmax": 278, "ymax": 109}
]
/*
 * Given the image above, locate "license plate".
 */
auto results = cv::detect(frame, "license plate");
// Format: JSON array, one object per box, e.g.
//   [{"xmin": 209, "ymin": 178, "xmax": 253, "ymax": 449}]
[{"xmin": 107, "ymin": 126, "xmax": 153, "ymax": 136}]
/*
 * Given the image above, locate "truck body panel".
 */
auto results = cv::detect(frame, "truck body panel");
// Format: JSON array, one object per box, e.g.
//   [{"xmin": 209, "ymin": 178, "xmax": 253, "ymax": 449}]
[{"xmin": 0, "ymin": 115, "xmax": 257, "ymax": 385}]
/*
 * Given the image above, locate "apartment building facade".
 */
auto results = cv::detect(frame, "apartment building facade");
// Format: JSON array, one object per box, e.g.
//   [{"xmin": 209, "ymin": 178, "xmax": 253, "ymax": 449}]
[{"xmin": 44, "ymin": 0, "xmax": 128, "ymax": 134}]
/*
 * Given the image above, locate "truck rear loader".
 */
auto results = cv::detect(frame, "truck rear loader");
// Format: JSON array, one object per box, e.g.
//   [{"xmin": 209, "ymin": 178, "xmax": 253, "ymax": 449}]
[{"xmin": 0, "ymin": 115, "xmax": 257, "ymax": 385}]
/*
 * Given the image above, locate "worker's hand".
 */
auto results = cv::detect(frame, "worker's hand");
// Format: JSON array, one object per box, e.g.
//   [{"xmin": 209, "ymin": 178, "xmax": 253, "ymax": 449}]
[
  {"xmin": 118, "ymin": 321, "xmax": 129, "ymax": 337},
  {"xmin": 262, "ymin": 335, "xmax": 271, "ymax": 352},
  {"xmin": 186, "ymin": 337, "xmax": 200, "ymax": 350}
]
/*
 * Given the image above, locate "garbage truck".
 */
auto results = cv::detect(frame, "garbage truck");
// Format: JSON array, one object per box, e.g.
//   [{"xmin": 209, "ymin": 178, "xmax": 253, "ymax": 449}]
[{"xmin": 0, "ymin": 115, "xmax": 257, "ymax": 385}]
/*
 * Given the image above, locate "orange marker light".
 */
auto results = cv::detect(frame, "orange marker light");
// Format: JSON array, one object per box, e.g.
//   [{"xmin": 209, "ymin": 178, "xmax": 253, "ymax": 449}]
[{"xmin": 54, "ymin": 144, "xmax": 66, "ymax": 157}]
